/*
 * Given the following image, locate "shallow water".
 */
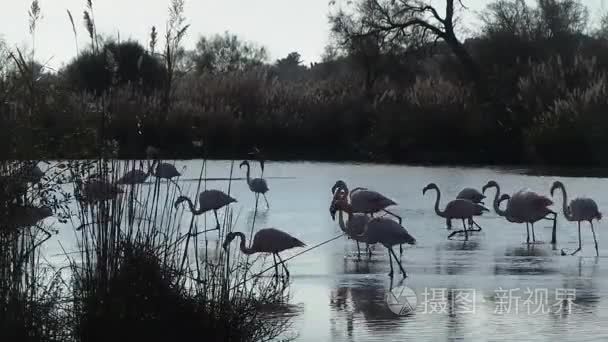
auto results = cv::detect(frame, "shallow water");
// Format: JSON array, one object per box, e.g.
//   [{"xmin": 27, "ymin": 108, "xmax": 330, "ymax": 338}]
[{"xmin": 42, "ymin": 161, "xmax": 608, "ymax": 341}]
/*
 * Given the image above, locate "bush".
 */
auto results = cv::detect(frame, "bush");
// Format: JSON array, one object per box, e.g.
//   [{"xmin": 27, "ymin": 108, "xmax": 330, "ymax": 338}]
[{"xmin": 526, "ymin": 74, "xmax": 608, "ymax": 164}]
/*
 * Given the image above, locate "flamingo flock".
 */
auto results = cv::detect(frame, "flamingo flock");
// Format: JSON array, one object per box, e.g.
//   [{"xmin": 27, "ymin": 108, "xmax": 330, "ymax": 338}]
[
  {"xmin": 324, "ymin": 178, "xmax": 602, "ymax": 280},
  {"xmin": 3, "ymin": 151, "xmax": 603, "ymax": 284}
]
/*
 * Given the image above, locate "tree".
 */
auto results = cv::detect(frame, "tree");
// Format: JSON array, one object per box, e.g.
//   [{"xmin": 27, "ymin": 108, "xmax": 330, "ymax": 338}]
[
  {"xmin": 274, "ymin": 52, "xmax": 307, "ymax": 80},
  {"xmin": 64, "ymin": 40, "xmax": 166, "ymax": 94},
  {"xmin": 189, "ymin": 32, "xmax": 268, "ymax": 74},
  {"xmin": 536, "ymin": 0, "xmax": 588, "ymax": 39},
  {"xmin": 330, "ymin": 0, "xmax": 485, "ymax": 95}
]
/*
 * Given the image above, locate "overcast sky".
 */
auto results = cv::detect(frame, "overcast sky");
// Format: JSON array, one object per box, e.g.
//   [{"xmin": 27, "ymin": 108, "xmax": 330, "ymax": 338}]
[{"xmin": 1, "ymin": 0, "xmax": 606, "ymax": 69}]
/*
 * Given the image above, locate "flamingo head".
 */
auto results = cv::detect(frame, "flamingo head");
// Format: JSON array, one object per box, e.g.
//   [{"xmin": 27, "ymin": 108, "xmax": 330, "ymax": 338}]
[
  {"xmin": 482, "ymin": 180, "xmax": 499, "ymax": 194},
  {"xmin": 239, "ymin": 160, "xmax": 249, "ymax": 169},
  {"xmin": 498, "ymin": 193, "xmax": 510, "ymax": 204},
  {"xmin": 549, "ymin": 181, "xmax": 564, "ymax": 197},
  {"xmin": 422, "ymin": 183, "xmax": 438, "ymax": 195},
  {"xmin": 248, "ymin": 147, "xmax": 264, "ymax": 171},
  {"xmin": 331, "ymin": 180, "xmax": 348, "ymax": 195},
  {"xmin": 222, "ymin": 232, "xmax": 238, "ymax": 250},
  {"xmin": 330, "ymin": 191, "xmax": 350, "ymax": 220},
  {"xmin": 174, "ymin": 196, "xmax": 188, "ymax": 209}
]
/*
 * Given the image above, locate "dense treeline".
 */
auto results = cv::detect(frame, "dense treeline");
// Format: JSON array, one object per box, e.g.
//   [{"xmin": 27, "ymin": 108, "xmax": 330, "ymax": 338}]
[{"xmin": 2, "ymin": 0, "xmax": 608, "ymax": 165}]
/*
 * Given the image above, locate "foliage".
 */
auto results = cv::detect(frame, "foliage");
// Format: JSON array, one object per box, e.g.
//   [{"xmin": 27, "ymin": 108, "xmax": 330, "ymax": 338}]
[
  {"xmin": 63, "ymin": 40, "xmax": 166, "ymax": 94},
  {"xmin": 189, "ymin": 32, "xmax": 268, "ymax": 75}
]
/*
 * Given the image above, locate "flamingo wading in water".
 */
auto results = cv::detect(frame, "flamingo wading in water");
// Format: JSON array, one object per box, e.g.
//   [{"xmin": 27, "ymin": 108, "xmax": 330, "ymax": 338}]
[
  {"xmin": 330, "ymin": 180, "xmax": 401, "ymax": 223},
  {"xmin": 422, "ymin": 183, "xmax": 489, "ymax": 241},
  {"xmin": 331, "ymin": 196, "xmax": 416, "ymax": 278},
  {"xmin": 550, "ymin": 181, "xmax": 601, "ymax": 256},
  {"xmin": 222, "ymin": 228, "xmax": 305, "ymax": 279},
  {"xmin": 483, "ymin": 180, "xmax": 558, "ymax": 244},
  {"xmin": 454, "ymin": 187, "xmax": 486, "ymax": 231},
  {"xmin": 240, "ymin": 160, "xmax": 270, "ymax": 209},
  {"xmin": 329, "ymin": 190, "xmax": 373, "ymax": 260},
  {"xmin": 331, "ymin": 180, "xmax": 404, "ymax": 254},
  {"xmin": 117, "ymin": 160, "xmax": 158, "ymax": 185},
  {"xmin": 174, "ymin": 190, "xmax": 237, "ymax": 231},
  {"xmin": 497, "ymin": 192, "xmax": 556, "ymax": 244}
]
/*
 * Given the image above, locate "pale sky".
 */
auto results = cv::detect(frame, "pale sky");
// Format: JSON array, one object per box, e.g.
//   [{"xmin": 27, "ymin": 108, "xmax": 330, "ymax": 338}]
[{"xmin": 1, "ymin": 0, "xmax": 606, "ymax": 70}]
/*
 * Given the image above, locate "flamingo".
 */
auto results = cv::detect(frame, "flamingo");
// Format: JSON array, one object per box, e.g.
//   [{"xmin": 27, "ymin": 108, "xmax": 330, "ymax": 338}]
[
  {"xmin": 3, "ymin": 205, "xmax": 54, "ymax": 245},
  {"xmin": 331, "ymin": 180, "xmax": 406, "ymax": 255},
  {"xmin": 117, "ymin": 160, "xmax": 158, "ymax": 185},
  {"xmin": 330, "ymin": 195, "xmax": 415, "ymax": 277},
  {"xmin": 240, "ymin": 160, "xmax": 269, "ymax": 209},
  {"xmin": 222, "ymin": 228, "xmax": 305, "ymax": 279},
  {"xmin": 174, "ymin": 190, "xmax": 237, "ymax": 231},
  {"xmin": 152, "ymin": 162, "xmax": 183, "ymax": 192},
  {"xmin": 329, "ymin": 190, "xmax": 373, "ymax": 260},
  {"xmin": 144, "ymin": 145, "xmax": 183, "ymax": 191},
  {"xmin": 550, "ymin": 181, "xmax": 601, "ymax": 256},
  {"xmin": 6, "ymin": 205, "xmax": 53, "ymax": 228},
  {"xmin": 483, "ymin": 180, "xmax": 558, "ymax": 244},
  {"xmin": 331, "ymin": 180, "xmax": 401, "ymax": 224},
  {"xmin": 457, "ymin": 188, "xmax": 486, "ymax": 204},
  {"xmin": 422, "ymin": 183, "xmax": 489, "ymax": 241},
  {"xmin": 454, "ymin": 187, "xmax": 486, "ymax": 230},
  {"xmin": 497, "ymin": 192, "xmax": 556, "ymax": 244},
  {"xmin": 248, "ymin": 147, "xmax": 265, "ymax": 176},
  {"xmin": 78, "ymin": 179, "xmax": 123, "ymax": 203},
  {"xmin": 15, "ymin": 161, "xmax": 46, "ymax": 184}
]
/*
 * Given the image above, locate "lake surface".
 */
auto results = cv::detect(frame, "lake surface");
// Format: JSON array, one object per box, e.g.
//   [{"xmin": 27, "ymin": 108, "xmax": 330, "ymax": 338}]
[{"xmin": 42, "ymin": 161, "xmax": 608, "ymax": 341}]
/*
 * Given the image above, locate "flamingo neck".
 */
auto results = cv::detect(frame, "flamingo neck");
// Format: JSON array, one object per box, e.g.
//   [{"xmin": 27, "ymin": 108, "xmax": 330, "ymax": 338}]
[
  {"xmin": 244, "ymin": 163, "xmax": 252, "ymax": 186},
  {"xmin": 235, "ymin": 232, "xmax": 255, "ymax": 254},
  {"xmin": 183, "ymin": 197, "xmax": 204, "ymax": 215},
  {"xmin": 497, "ymin": 196, "xmax": 510, "ymax": 218},
  {"xmin": 431, "ymin": 188, "xmax": 445, "ymax": 218},
  {"xmin": 555, "ymin": 184, "xmax": 573, "ymax": 220},
  {"xmin": 337, "ymin": 209, "xmax": 350, "ymax": 234},
  {"xmin": 490, "ymin": 185, "xmax": 506, "ymax": 216}
]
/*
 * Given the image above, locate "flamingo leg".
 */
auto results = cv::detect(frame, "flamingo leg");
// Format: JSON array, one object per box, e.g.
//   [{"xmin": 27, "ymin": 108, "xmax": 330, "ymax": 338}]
[
  {"xmin": 591, "ymin": 221, "xmax": 599, "ymax": 257},
  {"xmin": 389, "ymin": 247, "xmax": 407, "ymax": 278},
  {"xmin": 571, "ymin": 221, "xmax": 582, "ymax": 255},
  {"xmin": 367, "ymin": 243, "xmax": 372, "ymax": 259},
  {"xmin": 356, "ymin": 241, "xmax": 361, "ymax": 261},
  {"xmin": 526, "ymin": 223, "xmax": 530, "ymax": 244},
  {"xmin": 383, "ymin": 209, "xmax": 402, "ymax": 224},
  {"xmin": 262, "ymin": 193, "xmax": 270, "ymax": 209},
  {"xmin": 276, "ymin": 253, "xmax": 290, "ymax": 279},
  {"xmin": 531, "ymin": 223, "xmax": 536, "ymax": 242},
  {"xmin": 213, "ymin": 209, "xmax": 221, "ymax": 231},
  {"xmin": 463, "ymin": 219, "xmax": 468, "ymax": 241},
  {"xmin": 400, "ymin": 244, "xmax": 403, "ymax": 257},
  {"xmin": 546, "ymin": 211, "xmax": 557, "ymax": 244},
  {"xmin": 169, "ymin": 178, "xmax": 182, "ymax": 193},
  {"xmin": 446, "ymin": 218, "xmax": 452, "ymax": 230},
  {"xmin": 387, "ymin": 247, "xmax": 394, "ymax": 277},
  {"xmin": 470, "ymin": 218, "xmax": 482, "ymax": 231},
  {"xmin": 272, "ymin": 253, "xmax": 279, "ymax": 279}
]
